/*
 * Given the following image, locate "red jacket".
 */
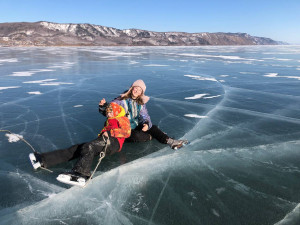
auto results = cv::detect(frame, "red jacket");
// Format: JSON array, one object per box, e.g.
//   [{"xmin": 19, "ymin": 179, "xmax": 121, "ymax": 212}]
[{"xmin": 100, "ymin": 103, "xmax": 131, "ymax": 151}]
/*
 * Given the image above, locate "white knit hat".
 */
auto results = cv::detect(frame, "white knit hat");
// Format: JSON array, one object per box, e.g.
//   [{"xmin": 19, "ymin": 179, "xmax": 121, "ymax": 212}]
[{"xmin": 121, "ymin": 79, "xmax": 150, "ymax": 104}]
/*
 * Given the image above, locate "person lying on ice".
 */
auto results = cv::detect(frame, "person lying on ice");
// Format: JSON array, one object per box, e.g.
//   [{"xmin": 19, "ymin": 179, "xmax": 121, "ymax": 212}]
[{"xmin": 29, "ymin": 102, "xmax": 131, "ymax": 184}]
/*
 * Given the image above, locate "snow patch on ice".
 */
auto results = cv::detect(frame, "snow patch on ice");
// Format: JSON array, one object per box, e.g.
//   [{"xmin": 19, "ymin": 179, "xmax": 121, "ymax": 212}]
[
  {"xmin": 47, "ymin": 62, "xmax": 75, "ymax": 69},
  {"xmin": 9, "ymin": 71, "xmax": 35, "ymax": 77},
  {"xmin": 129, "ymin": 61, "xmax": 139, "ymax": 64},
  {"xmin": 0, "ymin": 86, "xmax": 20, "ymax": 91},
  {"xmin": 144, "ymin": 64, "xmax": 169, "ymax": 67},
  {"xmin": 27, "ymin": 91, "xmax": 42, "ymax": 95},
  {"xmin": 23, "ymin": 79, "xmax": 57, "ymax": 84},
  {"xmin": 73, "ymin": 105, "xmax": 83, "ymax": 108},
  {"xmin": 264, "ymin": 73, "xmax": 300, "ymax": 80},
  {"xmin": 185, "ymin": 93, "xmax": 221, "ymax": 100},
  {"xmin": 0, "ymin": 58, "xmax": 18, "ymax": 63},
  {"xmin": 240, "ymin": 72, "xmax": 258, "ymax": 75},
  {"xmin": 40, "ymin": 82, "xmax": 74, "ymax": 86},
  {"xmin": 203, "ymin": 95, "xmax": 222, "ymax": 99},
  {"xmin": 179, "ymin": 53, "xmax": 262, "ymax": 62},
  {"xmin": 5, "ymin": 133, "xmax": 23, "ymax": 143},
  {"xmin": 264, "ymin": 73, "xmax": 278, "ymax": 78},
  {"xmin": 23, "ymin": 79, "xmax": 73, "ymax": 86},
  {"xmin": 185, "ymin": 93, "xmax": 209, "ymax": 99},
  {"xmin": 184, "ymin": 74, "xmax": 217, "ymax": 82},
  {"xmin": 184, "ymin": 114, "xmax": 208, "ymax": 119}
]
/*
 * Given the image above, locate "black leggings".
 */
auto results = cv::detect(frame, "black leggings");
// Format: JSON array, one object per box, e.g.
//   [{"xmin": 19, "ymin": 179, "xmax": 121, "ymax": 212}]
[
  {"xmin": 40, "ymin": 135, "xmax": 120, "ymax": 177},
  {"xmin": 126, "ymin": 125, "xmax": 169, "ymax": 143}
]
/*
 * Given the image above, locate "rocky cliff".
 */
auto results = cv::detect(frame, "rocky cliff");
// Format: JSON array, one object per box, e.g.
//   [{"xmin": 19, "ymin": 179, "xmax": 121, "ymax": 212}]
[{"xmin": 0, "ymin": 21, "xmax": 280, "ymax": 46}]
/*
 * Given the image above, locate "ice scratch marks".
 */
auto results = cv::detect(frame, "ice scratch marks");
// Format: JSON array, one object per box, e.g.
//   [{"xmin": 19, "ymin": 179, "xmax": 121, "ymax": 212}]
[
  {"xmin": 187, "ymin": 191, "xmax": 198, "ymax": 206},
  {"xmin": 212, "ymin": 209, "xmax": 220, "ymax": 217},
  {"xmin": 148, "ymin": 171, "xmax": 171, "ymax": 225},
  {"xmin": 130, "ymin": 193, "xmax": 148, "ymax": 213}
]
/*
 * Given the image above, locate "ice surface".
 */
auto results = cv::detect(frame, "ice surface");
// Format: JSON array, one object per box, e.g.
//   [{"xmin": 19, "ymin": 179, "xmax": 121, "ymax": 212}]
[{"xmin": 1, "ymin": 46, "xmax": 300, "ymax": 225}]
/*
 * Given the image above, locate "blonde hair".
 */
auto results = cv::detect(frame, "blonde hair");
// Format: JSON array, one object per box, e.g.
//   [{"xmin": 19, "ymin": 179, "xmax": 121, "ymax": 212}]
[{"xmin": 120, "ymin": 88, "xmax": 145, "ymax": 105}]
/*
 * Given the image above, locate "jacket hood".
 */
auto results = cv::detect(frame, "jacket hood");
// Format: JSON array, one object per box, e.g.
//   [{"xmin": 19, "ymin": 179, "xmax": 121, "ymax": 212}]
[{"xmin": 107, "ymin": 102, "xmax": 126, "ymax": 118}]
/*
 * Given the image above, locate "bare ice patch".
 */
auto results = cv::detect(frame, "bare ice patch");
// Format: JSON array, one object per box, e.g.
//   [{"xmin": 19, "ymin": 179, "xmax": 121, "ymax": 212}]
[{"xmin": 5, "ymin": 133, "xmax": 23, "ymax": 143}]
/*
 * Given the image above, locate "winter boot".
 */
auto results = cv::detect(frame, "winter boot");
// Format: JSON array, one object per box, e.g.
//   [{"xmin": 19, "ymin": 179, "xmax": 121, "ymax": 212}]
[
  {"xmin": 29, "ymin": 152, "xmax": 43, "ymax": 170},
  {"xmin": 167, "ymin": 138, "xmax": 188, "ymax": 150}
]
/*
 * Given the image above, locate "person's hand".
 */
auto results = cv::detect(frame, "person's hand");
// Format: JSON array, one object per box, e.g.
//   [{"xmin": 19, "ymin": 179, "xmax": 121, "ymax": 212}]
[
  {"xmin": 142, "ymin": 124, "xmax": 149, "ymax": 132},
  {"xmin": 103, "ymin": 131, "xmax": 108, "ymax": 137},
  {"xmin": 99, "ymin": 98, "xmax": 106, "ymax": 106}
]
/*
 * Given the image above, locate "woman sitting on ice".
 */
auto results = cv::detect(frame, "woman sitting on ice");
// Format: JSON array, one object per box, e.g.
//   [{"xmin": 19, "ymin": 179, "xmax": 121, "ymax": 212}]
[{"xmin": 99, "ymin": 79, "xmax": 188, "ymax": 149}]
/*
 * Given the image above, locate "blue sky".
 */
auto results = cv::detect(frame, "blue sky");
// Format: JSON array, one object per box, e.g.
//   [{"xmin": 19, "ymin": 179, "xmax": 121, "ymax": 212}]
[{"xmin": 1, "ymin": 0, "xmax": 300, "ymax": 44}]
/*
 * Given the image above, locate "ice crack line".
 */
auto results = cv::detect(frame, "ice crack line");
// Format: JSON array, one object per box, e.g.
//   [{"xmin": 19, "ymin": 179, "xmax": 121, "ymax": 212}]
[{"xmin": 148, "ymin": 171, "xmax": 172, "ymax": 225}]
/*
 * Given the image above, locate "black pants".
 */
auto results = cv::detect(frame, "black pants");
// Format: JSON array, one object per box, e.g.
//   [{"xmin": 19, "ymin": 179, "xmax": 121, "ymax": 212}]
[
  {"xmin": 126, "ymin": 125, "xmax": 169, "ymax": 143},
  {"xmin": 40, "ymin": 135, "xmax": 120, "ymax": 177}
]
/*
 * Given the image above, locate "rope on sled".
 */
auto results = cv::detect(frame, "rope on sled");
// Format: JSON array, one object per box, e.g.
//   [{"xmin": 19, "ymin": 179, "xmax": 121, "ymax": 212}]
[
  {"xmin": 0, "ymin": 129, "xmax": 53, "ymax": 173},
  {"xmin": 83, "ymin": 135, "xmax": 110, "ymax": 188}
]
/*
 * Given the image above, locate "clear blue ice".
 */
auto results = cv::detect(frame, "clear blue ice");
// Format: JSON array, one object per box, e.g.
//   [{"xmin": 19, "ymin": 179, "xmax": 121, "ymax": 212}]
[{"xmin": 0, "ymin": 46, "xmax": 300, "ymax": 225}]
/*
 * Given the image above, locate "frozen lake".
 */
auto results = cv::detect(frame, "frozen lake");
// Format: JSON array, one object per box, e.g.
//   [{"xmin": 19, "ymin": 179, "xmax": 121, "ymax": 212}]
[{"xmin": 0, "ymin": 46, "xmax": 300, "ymax": 225}]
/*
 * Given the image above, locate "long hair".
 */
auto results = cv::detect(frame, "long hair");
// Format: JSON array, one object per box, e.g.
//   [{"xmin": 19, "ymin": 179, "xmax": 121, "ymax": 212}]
[{"xmin": 120, "ymin": 88, "xmax": 145, "ymax": 105}]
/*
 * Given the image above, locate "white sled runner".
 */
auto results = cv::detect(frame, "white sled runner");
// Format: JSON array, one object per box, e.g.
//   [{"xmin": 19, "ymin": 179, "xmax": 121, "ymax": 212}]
[{"xmin": 56, "ymin": 173, "xmax": 87, "ymax": 187}]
